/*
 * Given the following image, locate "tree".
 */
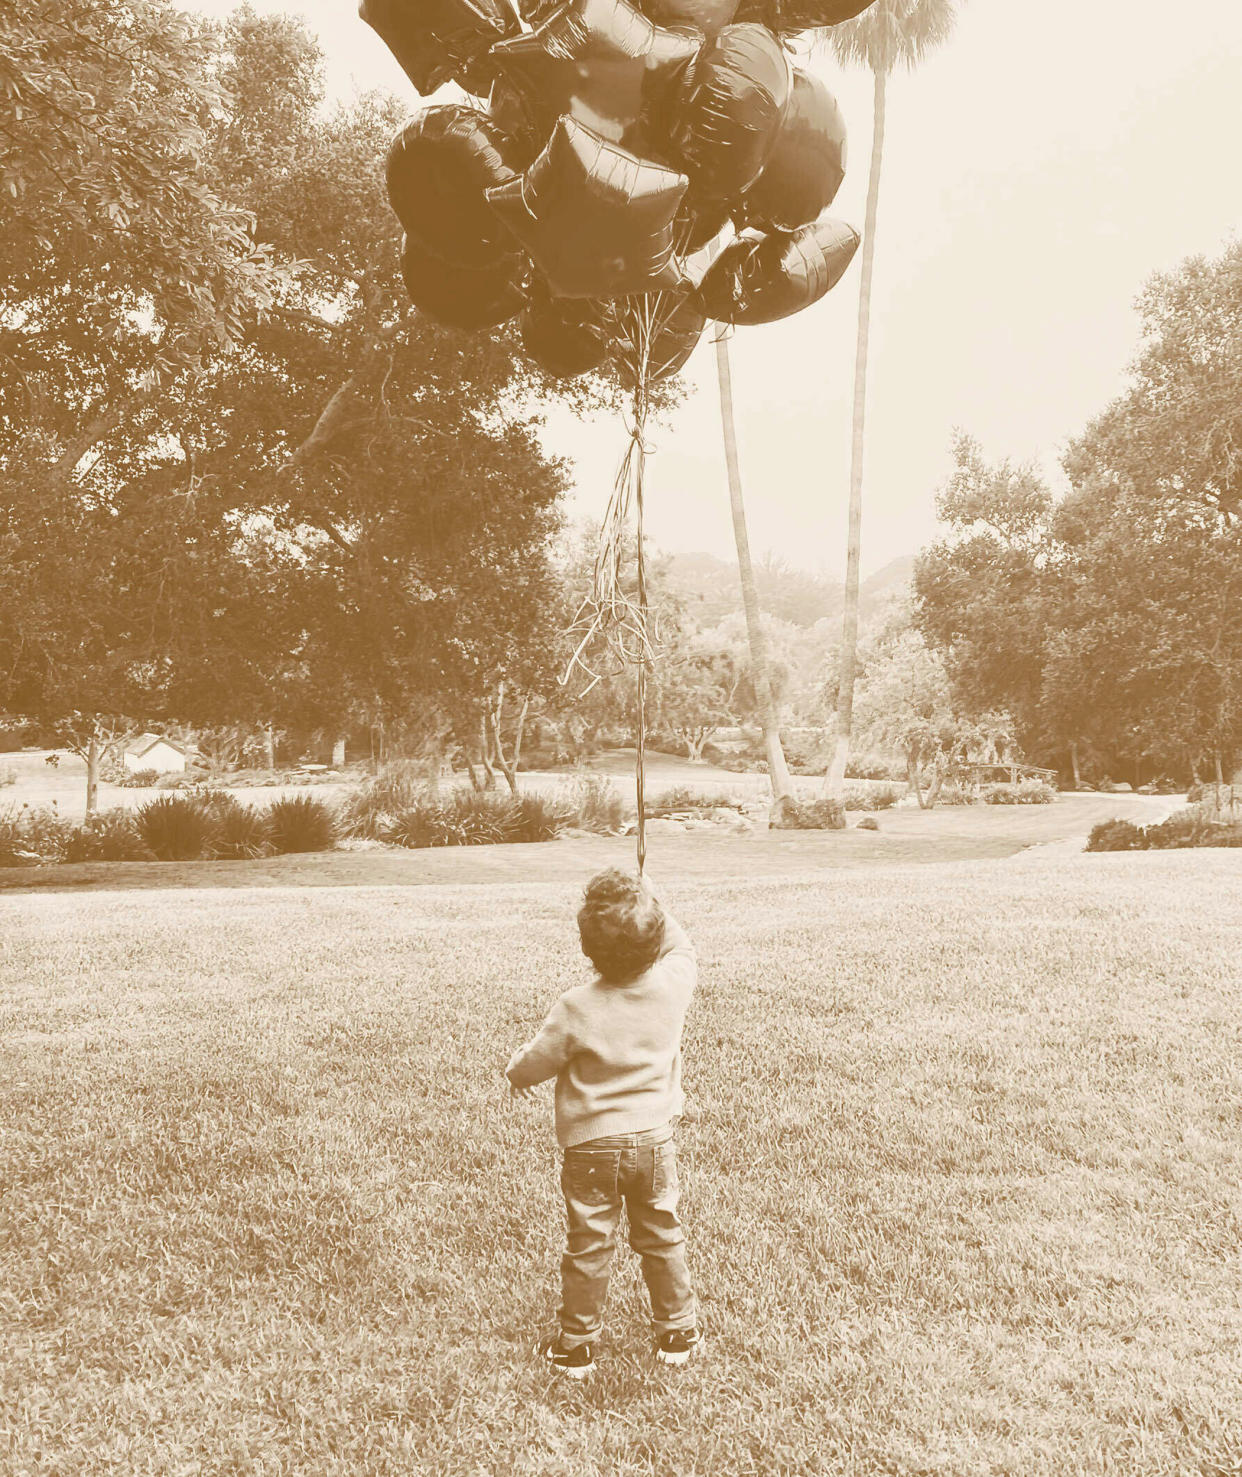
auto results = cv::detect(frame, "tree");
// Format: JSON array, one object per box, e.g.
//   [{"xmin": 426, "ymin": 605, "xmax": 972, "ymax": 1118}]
[
  {"xmin": 914, "ymin": 432, "xmax": 1057, "ymax": 753},
  {"xmin": 853, "ymin": 622, "xmax": 1013, "ymax": 807},
  {"xmin": 1065, "ymin": 242, "xmax": 1242, "ymax": 522},
  {"xmin": 0, "ymin": 0, "xmax": 284, "ymax": 481},
  {"xmin": 714, "ymin": 334, "xmax": 795, "ymax": 803},
  {"xmin": 821, "ymin": 0, "xmax": 962, "ymax": 793}
]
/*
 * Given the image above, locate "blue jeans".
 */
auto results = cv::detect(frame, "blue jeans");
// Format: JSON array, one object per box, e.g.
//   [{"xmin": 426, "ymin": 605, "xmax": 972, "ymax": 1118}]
[{"xmin": 558, "ymin": 1122, "xmax": 695, "ymax": 1348}]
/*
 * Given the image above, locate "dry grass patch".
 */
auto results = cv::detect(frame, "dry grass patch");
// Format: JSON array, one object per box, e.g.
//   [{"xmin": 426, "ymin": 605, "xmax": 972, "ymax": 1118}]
[{"xmin": 2, "ymin": 854, "xmax": 1241, "ymax": 1474}]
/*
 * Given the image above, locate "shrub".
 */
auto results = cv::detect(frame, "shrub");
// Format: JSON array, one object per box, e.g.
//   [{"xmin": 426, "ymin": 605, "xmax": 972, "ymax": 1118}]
[
  {"xmin": 0, "ymin": 802, "xmax": 73, "ymax": 861},
  {"xmin": 387, "ymin": 791, "xmax": 510, "ymax": 848},
  {"xmin": 0, "ymin": 764, "xmax": 15, "ymax": 788},
  {"xmin": 647, "ymin": 785, "xmax": 740, "ymax": 816},
  {"xmin": 842, "ymin": 782, "xmax": 903, "ymax": 812},
  {"xmin": 1143, "ymin": 809, "xmax": 1206, "ymax": 850},
  {"xmin": 565, "ymin": 775, "xmax": 631, "ymax": 834},
  {"xmin": 845, "ymin": 752, "xmax": 907, "ymax": 782},
  {"xmin": 266, "ymin": 795, "xmax": 338, "ymax": 854},
  {"xmin": 136, "ymin": 795, "xmax": 220, "ymax": 861},
  {"xmin": 64, "ymin": 811, "xmax": 154, "ymax": 863},
  {"xmin": 934, "ymin": 781, "xmax": 978, "ymax": 807},
  {"xmin": 117, "ymin": 768, "xmax": 160, "ymax": 789},
  {"xmin": 769, "ymin": 796, "xmax": 846, "ymax": 831},
  {"xmin": 984, "ymin": 779, "xmax": 1057, "ymax": 806},
  {"xmin": 213, "ymin": 800, "xmax": 273, "ymax": 860},
  {"xmin": 1085, "ymin": 819, "xmax": 1147, "ymax": 853},
  {"xmin": 507, "ymin": 793, "xmax": 573, "ymax": 843},
  {"xmin": 340, "ymin": 760, "xmax": 429, "ymax": 838}
]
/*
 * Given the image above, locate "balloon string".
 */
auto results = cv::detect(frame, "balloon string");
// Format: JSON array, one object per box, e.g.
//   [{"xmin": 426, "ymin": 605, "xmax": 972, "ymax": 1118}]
[{"xmin": 633, "ymin": 306, "xmax": 652, "ymax": 876}]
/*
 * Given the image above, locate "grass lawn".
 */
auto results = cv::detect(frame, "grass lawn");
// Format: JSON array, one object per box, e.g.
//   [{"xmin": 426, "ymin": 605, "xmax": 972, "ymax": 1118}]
[{"xmin": 3, "ymin": 852, "xmax": 1241, "ymax": 1474}]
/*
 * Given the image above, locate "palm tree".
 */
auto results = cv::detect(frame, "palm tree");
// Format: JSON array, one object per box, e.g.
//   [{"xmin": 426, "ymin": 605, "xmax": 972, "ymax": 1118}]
[
  {"xmin": 822, "ymin": 0, "xmax": 961, "ymax": 794},
  {"xmin": 714, "ymin": 333, "xmax": 796, "ymax": 807}
]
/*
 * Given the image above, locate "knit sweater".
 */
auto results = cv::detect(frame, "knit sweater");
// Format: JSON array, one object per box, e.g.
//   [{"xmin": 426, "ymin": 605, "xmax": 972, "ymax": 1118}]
[{"xmin": 506, "ymin": 910, "xmax": 697, "ymax": 1149}]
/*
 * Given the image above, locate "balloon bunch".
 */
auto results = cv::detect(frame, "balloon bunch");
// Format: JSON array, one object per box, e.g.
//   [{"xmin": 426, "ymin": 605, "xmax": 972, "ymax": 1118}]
[
  {"xmin": 366, "ymin": 0, "xmax": 873, "ymax": 867},
  {"xmin": 367, "ymin": 0, "xmax": 872, "ymax": 378}
]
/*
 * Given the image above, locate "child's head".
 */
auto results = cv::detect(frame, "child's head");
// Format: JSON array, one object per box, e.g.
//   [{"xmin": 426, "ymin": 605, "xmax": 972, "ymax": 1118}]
[{"xmin": 577, "ymin": 868, "xmax": 665, "ymax": 984}]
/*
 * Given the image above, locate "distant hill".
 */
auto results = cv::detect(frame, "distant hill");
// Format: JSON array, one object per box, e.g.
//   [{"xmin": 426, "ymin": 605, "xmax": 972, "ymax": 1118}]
[{"xmin": 659, "ymin": 550, "xmax": 913, "ymax": 630}]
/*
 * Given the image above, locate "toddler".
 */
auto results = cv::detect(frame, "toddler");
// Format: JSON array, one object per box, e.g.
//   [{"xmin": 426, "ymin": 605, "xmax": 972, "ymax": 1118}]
[{"xmin": 506, "ymin": 868, "xmax": 700, "ymax": 1377}]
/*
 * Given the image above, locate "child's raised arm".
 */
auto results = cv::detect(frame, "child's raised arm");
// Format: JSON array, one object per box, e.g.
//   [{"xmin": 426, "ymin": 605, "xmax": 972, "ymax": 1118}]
[{"xmin": 506, "ymin": 997, "xmax": 576, "ymax": 1091}]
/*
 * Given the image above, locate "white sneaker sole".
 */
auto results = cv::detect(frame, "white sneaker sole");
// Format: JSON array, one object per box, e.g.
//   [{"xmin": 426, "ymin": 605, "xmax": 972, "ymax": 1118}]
[
  {"xmin": 535, "ymin": 1343, "xmax": 594, "ymax": 1378},
  {"xmin": 656, "ymin": 1340, "xmax": 701, "ymax": 1365}
]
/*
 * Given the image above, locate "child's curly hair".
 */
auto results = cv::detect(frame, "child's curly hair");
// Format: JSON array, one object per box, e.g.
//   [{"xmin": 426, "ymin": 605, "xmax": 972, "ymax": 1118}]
[{"xmin": 577, "ymin": 868, "xmax": 665, "ymax": 984}]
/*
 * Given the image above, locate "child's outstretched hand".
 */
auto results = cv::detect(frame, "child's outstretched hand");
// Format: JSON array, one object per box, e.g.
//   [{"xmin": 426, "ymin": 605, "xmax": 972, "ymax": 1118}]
[{"xmin": 509, "ymin": 1080, "xmax": 538, "ymax": 1102}]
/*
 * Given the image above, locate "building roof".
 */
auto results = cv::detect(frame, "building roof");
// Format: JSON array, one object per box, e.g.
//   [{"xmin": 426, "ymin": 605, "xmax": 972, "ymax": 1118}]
[{"xmin": 125, "ymin": 733, "xmax": 188, "ymax": 759}]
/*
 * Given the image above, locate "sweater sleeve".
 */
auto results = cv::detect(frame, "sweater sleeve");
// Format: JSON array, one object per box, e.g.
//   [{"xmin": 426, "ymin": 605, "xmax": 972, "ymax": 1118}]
[
  {"xmin": 659, "ymin": 906, "xmax": 696, "ymax": 961},
  {"xmin": 506, "ymin": 997, "xmax": 577, "ymax": 1088}
]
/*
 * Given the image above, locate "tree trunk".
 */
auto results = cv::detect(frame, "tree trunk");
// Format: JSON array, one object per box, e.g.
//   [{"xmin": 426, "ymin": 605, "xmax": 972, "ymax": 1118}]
[
  {"xmin": 714, "ymin": 333, "xmax": 794, "ymax": 804},
  {"xmin": 86, "ymin": 728, "xmax": 101, "ymax": 816},
  {"xmin": 265, "ymin": 724, "xmax": 276, "ymax": 771},
  {"xmin": 1215, "ymin": 748, "xmax": 1225, "ymax": 806},
  {"xmin": 1070, "ymin": 741, "xmax": 1082, "ymax": 789},
  {"xmin": 827, "ymin": 65, "xmax": 887, "ymax": 796},
  {"xmin": 906, "ymin": 749, "xmax": 924, "ymax": 809},
  {"xmin": 331, "ymin": 736, "xmax": 346, "ymax": 768},
  {"xmin": 479, "ymin": 716, "xmax": 499, "ymax": 790},
  {"xmin": 924, "ymin": 758, "xmax": 945, "ymax": 810}
]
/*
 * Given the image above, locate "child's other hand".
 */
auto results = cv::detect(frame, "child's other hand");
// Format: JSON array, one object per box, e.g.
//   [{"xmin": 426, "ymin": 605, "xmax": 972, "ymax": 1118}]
[{"xmin": 509, "ymin": 1082, "xmax": 538, "ymax": 1102}]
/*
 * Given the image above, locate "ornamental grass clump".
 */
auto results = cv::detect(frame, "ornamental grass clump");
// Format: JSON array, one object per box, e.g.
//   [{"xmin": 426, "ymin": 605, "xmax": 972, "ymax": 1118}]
[
  {"xmin": 506, "ymin": 793, "xmax": 573, "ymax": 843},
  {"xmin": 212, "ymin": 799, "xmax": 273, "ymax": 860},
  {"xmin": 266, "ymin": 795, "xmax": 338, "ymax": 854},
  {"xmin": 386, "ymin": 791, "xmax": 512, "ymax": 848},
  {"xmin": 135, "ymin": 795, "xmax": 220, "ymax": 861},
  {"xmin": 341, "ymin": 761, "xmax": 428, "ymax": 839}
]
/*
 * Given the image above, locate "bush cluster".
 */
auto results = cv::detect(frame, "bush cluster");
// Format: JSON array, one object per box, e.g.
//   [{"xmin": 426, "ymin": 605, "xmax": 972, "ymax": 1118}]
[
  {"xmin": 842, "ymin": 782, "xmax": 903, "ymax": 812},
  {"xmin": 646, "ymin": 785, "xmax": 741, "ymax": 817},
  {"xmin": 385, "ymin": 791, "xmax": 571, "ymax": 848},
  {"xmin": 769, "ymin": 796, "xmax": 846, "ymax": 831},
  {"xmin": 983, "ymin": 779, "xmax": 1058, "ymax": 806},
  {"xmin": 116, "ymin": 768, "xmax": 161, "ymax": 789},
  {"xmin": 1086, "ymin": 806, "xmax": 1242, "ymax": 852}
]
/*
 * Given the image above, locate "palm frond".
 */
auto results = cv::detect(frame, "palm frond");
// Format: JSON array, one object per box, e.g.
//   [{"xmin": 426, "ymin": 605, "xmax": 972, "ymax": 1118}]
[{"xmin": 819, "ymin": 0, "xmax": 962, "ymax": 73}]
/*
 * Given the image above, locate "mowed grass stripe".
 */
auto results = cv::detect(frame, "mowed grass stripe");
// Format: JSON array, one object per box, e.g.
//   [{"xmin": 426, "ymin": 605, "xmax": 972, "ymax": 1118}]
[{"xmin": 2, "ymin": 853, "xmax": 1240, "ymax": 1475}]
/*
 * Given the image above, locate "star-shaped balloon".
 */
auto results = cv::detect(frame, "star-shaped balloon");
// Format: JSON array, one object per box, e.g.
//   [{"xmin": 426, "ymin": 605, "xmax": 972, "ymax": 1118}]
[
  {"xmin": 487, "ymin": 116, "xmax": 689, "ymax": 298},
  {"xmin": 742, "ymin": 68, "xmax": 847, "ymax": 232},
  {"xmin": 361, "ymin": 0, "xmax": 512, "ymax": 96},
  {"xmin": 490, "ymin": 0, "xmax": 701, "ymax": 148},
  {"xmin": 695, "ymin": 216, "xmax": 859, "ymax": 324}
]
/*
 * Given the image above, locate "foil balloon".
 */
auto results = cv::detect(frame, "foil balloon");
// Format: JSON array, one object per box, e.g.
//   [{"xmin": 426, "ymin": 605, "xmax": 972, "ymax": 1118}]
[
  {"xmin": 639, "ymin": 0, "xmax": 740, "ymax": 38},
  {"xmin": 646, "ymin": 295, "xmax": 707, "ymax": 378},
  {"xmin": 521, "ymin": 294, "xmax": 614, "ymax": 377},
  {"xmin": 490, "ymin": 0, "xmax": 700, "ymax": 149},
  {"xmin": 487, "ymin": 116, "xmax": 688, "ymax": 299},
  {"xmin": 386, "ymin": 107, "xmax": 526, "ymax": 268},
  {"xmin": 670, "ymin": 23, "xmax": 791, "ymax": 205},
  {"xmin": 399, "ymin": 233, "xmax": 528, "ymax": 328},
  {"xmin": 359, "ymin": 0, "xmax": 512, "ymax": 95},
  {"xmin": 742, "ymin": 68, "xmax": 847, "ymax": 231},
  {"xmin": 695, "ymin": 216, "xmax": 860, "ymax": 324},
  {"xmin": 733, "ymin": 0, "xmax": 875, "ymax": 31}
]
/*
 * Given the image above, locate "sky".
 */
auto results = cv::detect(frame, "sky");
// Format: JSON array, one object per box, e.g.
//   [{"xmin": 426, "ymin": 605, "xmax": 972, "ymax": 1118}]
[{"xmin": 193, "ymin": 0, "xmax": 1242, "ymax": 577}]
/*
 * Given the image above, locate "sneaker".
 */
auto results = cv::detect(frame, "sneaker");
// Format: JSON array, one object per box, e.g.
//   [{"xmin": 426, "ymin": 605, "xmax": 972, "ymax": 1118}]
[
  {"xmin": 655, "ymin": 1328, "xmax": 701, "ymax": 1365},
  {"xmin": 537, "ymin": 1335, "xmax": 595, "ymax": 1379}
]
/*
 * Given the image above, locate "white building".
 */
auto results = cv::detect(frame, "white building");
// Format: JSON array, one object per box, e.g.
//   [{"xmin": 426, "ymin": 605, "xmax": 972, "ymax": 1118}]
[{"xmin": 123, "ymin": 733, "xmax": 189, "ymax": 775}]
